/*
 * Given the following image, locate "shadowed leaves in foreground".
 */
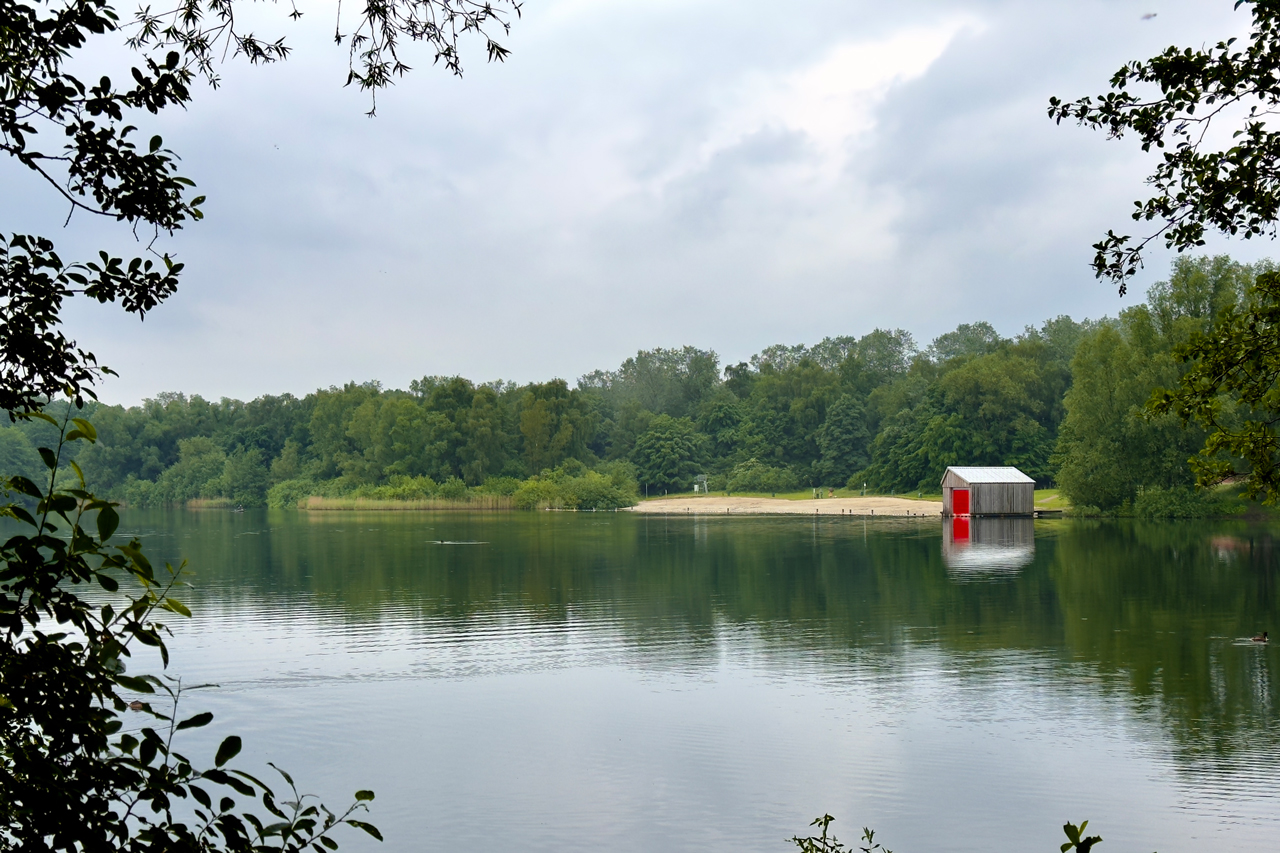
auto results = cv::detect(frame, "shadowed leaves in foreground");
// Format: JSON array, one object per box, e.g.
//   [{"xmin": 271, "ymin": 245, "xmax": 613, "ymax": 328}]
[{"xmin": 0, "ymin": 411, "xmax": 379, "ymax": 850}]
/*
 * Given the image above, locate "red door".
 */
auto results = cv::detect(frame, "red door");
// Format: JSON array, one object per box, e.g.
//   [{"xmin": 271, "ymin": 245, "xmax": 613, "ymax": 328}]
[{"xmin": 953, "ymin": 488, "xmax": 970, "ymax": 516}]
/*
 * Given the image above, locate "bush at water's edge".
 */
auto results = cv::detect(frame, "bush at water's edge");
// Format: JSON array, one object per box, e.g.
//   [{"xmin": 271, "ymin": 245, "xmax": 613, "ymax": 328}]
[
  {"xmin": 1070, "ymin": 483, "xmax": 1262, "ymax": 519},
  {"xmin": 512, "ymin": 460, "xmax": 638, "ymax": 510}
]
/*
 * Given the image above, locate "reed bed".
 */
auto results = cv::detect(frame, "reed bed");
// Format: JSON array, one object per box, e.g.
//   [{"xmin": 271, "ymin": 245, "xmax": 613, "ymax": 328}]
[{"xmin": 300, "ymin": 495, "xmax": 515, "ymax": 511}]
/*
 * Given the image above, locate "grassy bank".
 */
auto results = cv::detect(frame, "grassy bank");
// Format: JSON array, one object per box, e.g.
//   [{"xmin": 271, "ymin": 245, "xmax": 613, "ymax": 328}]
[{"xmin": 1034, "ymin": 489, "xmax": 1070, "ymax": 510}]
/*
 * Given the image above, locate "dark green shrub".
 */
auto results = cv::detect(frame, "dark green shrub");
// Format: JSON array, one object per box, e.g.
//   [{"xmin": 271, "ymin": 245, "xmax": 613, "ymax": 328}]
[
  {"xmin": 512, "ymin": 462, "xmax": 638, "ymax": 509},
  {"xmin": 266, "ymin": 477, "xmax": 319, "ymax": 508},
  {"xmin": 727, "ymin": 458, "xmax": 799, "ymax": 493},
  {"xmin": 437, "ymin": 476, "xmax": 469, "ymax": 500},
  {"xmin": 1134, "ymin": 485, "xmax": 1235, "ymax": 518},
  {"xmin": 562, "ymin": 471, "xmax": 633, "ymax": 509},
  {"xmin": 513, "ymin": 476, "xmax": 563, "ymax": 509},
  {"xmin": 478, "ymin": 476, "xmax": 521, "ymax": 496}
]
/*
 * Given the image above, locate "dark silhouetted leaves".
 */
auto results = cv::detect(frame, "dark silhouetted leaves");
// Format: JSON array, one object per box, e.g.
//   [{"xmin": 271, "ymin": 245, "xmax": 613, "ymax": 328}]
[
  {"xmin": 176, "ymin": 711, "xmax": 213, "ymax": 730},
  {"xmin": 215, "ymin": 735, "xmax": 242, "ymax": 767}
]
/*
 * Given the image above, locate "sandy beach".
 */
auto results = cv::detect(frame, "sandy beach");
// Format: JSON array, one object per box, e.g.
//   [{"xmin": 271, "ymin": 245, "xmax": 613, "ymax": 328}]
[{"xmin": 626, "ymin": 495, "xmax": 942, "ymax": 516}]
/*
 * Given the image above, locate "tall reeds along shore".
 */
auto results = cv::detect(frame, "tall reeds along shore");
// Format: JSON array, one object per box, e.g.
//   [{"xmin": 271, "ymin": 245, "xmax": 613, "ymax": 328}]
[{"xmin": 297, "ymin": 495, "xmax": 515, "ymax": 511}]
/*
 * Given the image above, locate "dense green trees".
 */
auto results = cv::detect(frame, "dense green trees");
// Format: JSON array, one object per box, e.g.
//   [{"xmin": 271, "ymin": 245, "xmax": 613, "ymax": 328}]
[
  {"xmin": 632, "ymin": 415, "xmax": 704, "ymax": 493},
  {"xmin": 1057, "ymin": 256, "xmax": 1276, "ymax": 510},
  {"xmin": 857, "ymin": 321, "xmax": 1082, "ymax": 493},
  {"xmin": 581, "ymin": 346, "xmax": 720, "ymax": 420},
  {"xmin": 67, "ymin": 255, "xmax": 1276, "ymax": 508},
  {"xmin": 1055, "ymin": 318, "xmax": 1199, "ymax": 510},
  {"xmin": 519, "ymin": 380, "xmax": 594, "ymax": 474},
  {"xmin": 814, "ymin": 395, "xmax": 871, "ymax": 485},
  {"xmin": 66, "ymin": 326, "xmax": 1041, "ymax": 502},
  {"xmin": 0, "ymin": 427, "xmax": 41, "ymax": 485},
  {"xmin": 1151, "ymin": 268, "xmax": 1280, "ymax": 502}
]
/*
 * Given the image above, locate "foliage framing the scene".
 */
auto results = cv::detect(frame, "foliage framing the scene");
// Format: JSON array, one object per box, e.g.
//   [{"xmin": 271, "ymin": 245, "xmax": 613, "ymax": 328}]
[
  {"xmin": 0, "ymin": 0, "xmax": 520, "ymax": 413},
  {"xmin": 1050, "ymin": 0, "xmax": 1280, "ymax": 292},
  {"xmin": 790, "ymin": 815, "xmax": 892, "ymax": 853},
  {"xmin": 1050, "ymin": 0, "xmax": 1280, "ymax": 505},
  {"xmin": 0, "ymin": 412, "xmax": 380, "ymax": 849},
  {"xmin": 788, "ymin": 817, "xmax": 1116, "ymax": 853},
  {"xmin": 2, "ymin": 0, "xmax": 521, "ymax": 846}
]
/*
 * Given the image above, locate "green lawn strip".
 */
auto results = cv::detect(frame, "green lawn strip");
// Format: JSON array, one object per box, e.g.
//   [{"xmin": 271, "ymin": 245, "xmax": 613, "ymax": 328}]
[{"xmin": 1034, "ymin": 489, "xmax": 1071, "ymax": 510}]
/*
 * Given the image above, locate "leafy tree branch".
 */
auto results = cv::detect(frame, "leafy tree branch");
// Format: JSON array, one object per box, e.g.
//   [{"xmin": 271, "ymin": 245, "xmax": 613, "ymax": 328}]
[
  {"xmin": 1, "ymin": 0, "xmax": 519, "ymax": 419},
  {"xmin": 1051, "ymin": 0, "xmax": 1280, "ymax": 292}
]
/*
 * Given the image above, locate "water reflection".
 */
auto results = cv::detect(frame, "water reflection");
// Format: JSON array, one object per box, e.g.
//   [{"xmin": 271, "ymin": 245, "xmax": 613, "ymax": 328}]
[
  {"xmin": 111, "ymin": 511, "xmax": 1280, "ymax": 752},
  {"xmin": 941, "ymin": 517, "xmax": 1035, "ymax": 579},
  {"xmin": 98, "ymin": 511, "xmax": 1280, "ymax": 853}
]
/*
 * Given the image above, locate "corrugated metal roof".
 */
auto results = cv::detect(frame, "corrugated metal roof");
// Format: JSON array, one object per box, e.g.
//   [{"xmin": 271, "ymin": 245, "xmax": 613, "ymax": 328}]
[{"xmin": 943, "ymin": 466, "xmax": 1035, "ymax": 484}]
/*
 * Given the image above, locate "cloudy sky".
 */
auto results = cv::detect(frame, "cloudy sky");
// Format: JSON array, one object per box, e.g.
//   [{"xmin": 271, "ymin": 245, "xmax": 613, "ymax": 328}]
[{"xmin": 2, "ymin": 0, "xmax": 1268, "ymax": 404}]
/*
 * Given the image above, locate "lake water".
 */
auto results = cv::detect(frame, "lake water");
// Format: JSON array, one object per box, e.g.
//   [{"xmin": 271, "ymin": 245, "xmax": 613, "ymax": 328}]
[{"xmin": 113, "ymin": 510, "xmax": 1280, "ymax": 853}]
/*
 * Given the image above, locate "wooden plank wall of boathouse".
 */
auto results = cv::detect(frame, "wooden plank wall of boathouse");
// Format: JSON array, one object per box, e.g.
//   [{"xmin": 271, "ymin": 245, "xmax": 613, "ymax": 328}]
[{"xmin": 971, "ymin": 482, "xmax": 1034, "ymax": 516}]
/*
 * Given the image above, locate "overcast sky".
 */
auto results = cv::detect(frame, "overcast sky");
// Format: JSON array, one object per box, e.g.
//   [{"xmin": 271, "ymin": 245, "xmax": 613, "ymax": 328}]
[{"xmin": 2, "ymin": 0, "xmax": 1269, "ymax": 404}]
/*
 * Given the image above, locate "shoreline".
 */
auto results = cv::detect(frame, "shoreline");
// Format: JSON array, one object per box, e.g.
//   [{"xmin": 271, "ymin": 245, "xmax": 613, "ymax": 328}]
[{"xmin": 626, "ymin": 496, "xmax": 942, "ymax": 516}]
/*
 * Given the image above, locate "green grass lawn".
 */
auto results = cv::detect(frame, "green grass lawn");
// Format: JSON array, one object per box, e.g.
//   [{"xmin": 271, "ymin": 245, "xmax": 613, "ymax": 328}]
[
  {"xmin": 1034, "ymin": 489, "xmax": 1071, "ymax": 510},
  {"xmin": 1214, "ymin": 484, "xmax": 1280, "ymax": 518}
]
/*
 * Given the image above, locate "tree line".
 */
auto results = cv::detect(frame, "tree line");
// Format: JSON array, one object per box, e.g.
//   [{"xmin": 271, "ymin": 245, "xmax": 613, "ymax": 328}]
[{"xmin": 0, "ymin": 255, "xmax": 1266, "ymax": 512}]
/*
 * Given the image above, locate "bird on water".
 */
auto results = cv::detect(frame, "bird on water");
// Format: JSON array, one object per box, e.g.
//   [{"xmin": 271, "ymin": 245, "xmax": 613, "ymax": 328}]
[{"xmin": 1252, "ymin": 632, "xmax": 1269, "ymax": 643}]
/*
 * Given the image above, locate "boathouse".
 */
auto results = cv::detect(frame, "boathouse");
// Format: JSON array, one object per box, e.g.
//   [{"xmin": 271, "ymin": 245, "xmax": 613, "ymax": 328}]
[{"xmin": 941, "ymin": 466, "xmax": 1035, "ymax": 517}]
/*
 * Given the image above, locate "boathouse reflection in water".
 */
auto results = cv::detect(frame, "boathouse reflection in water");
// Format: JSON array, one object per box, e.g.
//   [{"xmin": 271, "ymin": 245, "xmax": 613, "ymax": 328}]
[{"xmin": 941, "ymin": 516, "xmax": 1035, "ymax": 580}]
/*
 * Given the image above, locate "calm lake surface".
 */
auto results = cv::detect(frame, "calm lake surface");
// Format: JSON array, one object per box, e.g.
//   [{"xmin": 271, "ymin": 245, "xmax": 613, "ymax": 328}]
[{"xmin": 114, "ymin": 510, "xmax": 1280, "ymax": 852}]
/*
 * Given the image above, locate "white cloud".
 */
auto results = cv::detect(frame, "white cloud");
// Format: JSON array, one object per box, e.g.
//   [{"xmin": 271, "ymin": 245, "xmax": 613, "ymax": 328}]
[
  {"xmin": 700, "ymin": 20, "xmax": 979, "ymax": 180},
  {"xmin": 14, "ymin": 0, "xmax": 1270, "ymax": 404}
]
